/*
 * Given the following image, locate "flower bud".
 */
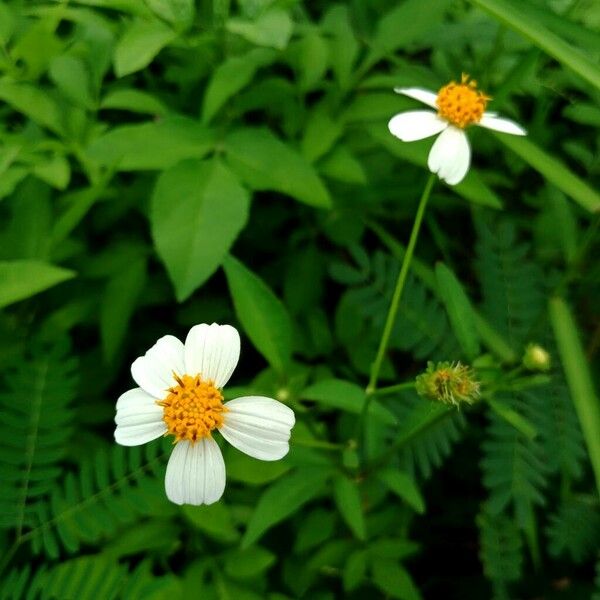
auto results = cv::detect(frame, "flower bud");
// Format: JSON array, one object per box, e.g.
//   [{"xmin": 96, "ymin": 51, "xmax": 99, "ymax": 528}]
[
  {"xmin": 522, "ymin": 344, "xmax": 551, "ymax": 372},
  {"xmin": 415, "ymin": 361, "xmax": 480, "ymax": 406}
]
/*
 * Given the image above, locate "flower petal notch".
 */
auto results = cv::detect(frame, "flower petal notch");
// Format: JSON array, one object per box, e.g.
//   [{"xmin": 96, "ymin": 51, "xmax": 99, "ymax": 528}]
[
  {"xmin": 390, "ymin": 74, "xmax": 526, "ymax": 185},
  {"xmin": 114, "ymin": 323, "xmax": 295, "ymax": 505}
]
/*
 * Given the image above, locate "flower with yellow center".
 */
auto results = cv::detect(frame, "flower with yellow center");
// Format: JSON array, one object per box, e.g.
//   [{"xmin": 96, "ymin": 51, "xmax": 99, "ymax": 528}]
[
  {"xmin": 388, "ymin": 74, "xmax": 526, "ymax": 185},
  {"xmin": 114, "ymin": 323, "xmax": 295, "ymax": 505}
]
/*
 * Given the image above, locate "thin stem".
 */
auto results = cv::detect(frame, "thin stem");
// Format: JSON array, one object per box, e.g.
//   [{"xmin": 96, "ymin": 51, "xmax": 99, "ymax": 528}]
[
  {"xmin": 366, "ymin": 173, "xmax": 436, "ymax": 395},
  {"xmin": 370, "ymin": 381, "xmax": 415, "ymax": 397}
]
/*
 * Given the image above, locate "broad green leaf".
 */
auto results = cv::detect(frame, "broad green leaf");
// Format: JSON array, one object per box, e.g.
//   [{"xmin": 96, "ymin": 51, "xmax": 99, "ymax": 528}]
[
  {"xmin": 550, "ymin": 297, "xmax": 600, "ymax": 497},
  {"xmin": 0, "ymin": 2, "xmax": 15, "ymax": 44},
  {"xmin": 32, "ymin": 155, "xmax": 70, "ymax": 190},
  {"xmin": 202, "ymin": 48, "xmax": 275, "ymax": 123},
  {"xmin": 87, "ymin": 117, "xmax": 214, "ymax": 171},
  {"xmin": 152, "ymin": 159, "xmax": 250, "ymax": 302},
  {"xmin": 495, "ymin": 134, "xmax": 600, "ymax": 214},
  {"xmin": 378, "ymin": 469, "xmax": 425, "ymax": 514},
  {"xmin": 226, "ymin": 8, "xmax": 293, "ymax": 50},
  {"xmin": 242, "ymin": 467, "xmax": 331, "ymax": 548},
  {"xmin": 371, "ymin": 559, "xmax": 422, "ymax": 600},
  {"xmin": 333, "ymin": 475, "xmax": 366, "ymax": 540},
  {"xmin": 0, "ymin": 260, "xmax": 75, "ymax": 308},
  {"xmin": 145, "ymin": 0, "xmax": 194, "ymax": 26},
  {"xmin": 100, "ymin": 257, "xmax": 147, "ymax": 362},
  {"xmin": 343, "ymin": 550, "xmax": 368, "ymax": 592},
  {"xmin": 321, "ymin": 5, "xmax": 358, "ymax": 90},
  {"xmin": 100, "ymin": 89, "xmax": 168, "ymax": 115},
  {"xmin": 470, "ymin": 0, "xmax": 600, "ymax": 92},
  {"xmin": 301, "ymin": 378, "xmax": 397, "ymax": 425},
  {"xmin": 366, "ymin": 0, "xmax": 452, "ymax": 68},
  {"xmin": 301, "ymin": 106, "xmax": 343, "ymax": 162},
  {"xmin": 49, "ymin": 55, "xmax": 94, "ymax": 110},
  {"xmin": 225, "ymin": 446, "xmax": 290, "ymax": 485},
  {"xmin": 225, "ymin": 127, "xmax": 332, "ymax": 208},
  {"xmin": 0, "ymin": 81, "xmax": 63, "ymax": 135},
  {"xmin": 293, "ymin": 29, "xmax": 329, "ymax": 91},
  {"xmin": 223, "ymin": 255, "xmax": 293, "ymax": 373},
  {"xmin": 183, "ymin": 502, "xmax": 240, "ymax": 543},
  {"xmin": 114, "ymin": 18, "xmax": 176, "ymax": 77},
  {"xmin": 319, "ymin": 145, "xmax": 367, "ymax": 185},
  {"xmin": 223, "ymin": 547, "xmax": 276, "ymax": 580},
  {"xmin": 435, "ymin": 262, "xmax": 480, "ymax": 360}
]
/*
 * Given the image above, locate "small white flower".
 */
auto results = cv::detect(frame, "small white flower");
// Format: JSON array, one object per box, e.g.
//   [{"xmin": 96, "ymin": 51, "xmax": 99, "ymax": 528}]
[
  {"xmin": 114, "ymin": 323, "xmax": 295, "ymax": 506},
  {"xmin": 388, "ymin": 74, "xmax": 526, "ymax": 185}
]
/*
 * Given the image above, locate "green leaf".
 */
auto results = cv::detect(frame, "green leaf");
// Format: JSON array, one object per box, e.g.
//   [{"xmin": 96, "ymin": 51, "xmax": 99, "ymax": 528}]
[
  {"xmin": 100, "ymin": 89, "xmax": 168, "ymax": 115},
  {"xmin": 0, "ymin": 260, "xmax": 75, "ymax": 309},
  {"xmin": 343, "ymin": 550, "xmax": 368, "ymax": 592},
  {"xmin": 367, "ymin": 0, "xmax": 452, "ymax": 67},
  {"xmin": 242, "ymin": 467, "xmax": 331, "ymax": 548},
  {"xmin": 371, "ymin": 559, "xmax": 422, "ymax": 600},
  {"xmin": 182, "ymin": 503, "xmax": 240, "ymax": 543},
  {"xmin": 333, "ymin": 475, "xmax": 366, "ymax": 540},
  {"xmin": 377, "ymin": 469, "xmax": 425, "ymax": 514},
  {"xmin": 550, "ymin": 297, "xmax": 600, "ymax": 498},
  {"xmin": 114, "ymin": 18, "xmax": 176, "ymax": 77},
  {"xmin": 49, "ymin": 55, "xmax": 94, "ymax": 109},
  {"xmin": 496, "ymin": 134, "xmax": 600, "ymax": 214},
  {"xmin": 301, "ymin": 106, "xmax": 343, "ymax": 162},
  {"xmin": 152, "ymin": 159, "xmax": 250, "ymax": 302},
  {"xmin": 226, "ymin": 8, "xmax": 293, "ymax": 50},
  {"xmin": 202, "ymin": 48, "xmax": 275, "ymax": 123},
  {"xmin": 301, "ymin": 378, "xmax": 397, "ymax": 425},
  {"xmin": 225, "ymin": 127, "xmax": 332, "ymax": 208},
  {"xmin": 293, "ymin": 29, "xmax": 329, "ymax": 91},
  {"xmin": 435, "ymin": 262, "xmax": 480, "ymax": 360},
  {"xmin": 0, "ymin": 81, "xmax": 63, "ymax": 135},
  {"xmin": 486, "ymin": 398, "xmax": 537, "ymax": 440},
  {"xmin": 100, "ymin": 257, "xmax": 147, "ymax": 363},
  {"xmin": 470, "ymin": 0, "xmax": 600, "ymax": 92},
  {"xmin": 145, "ymin": 0, "xmax": 194, "ymax": 26},
  {"xmin": 223, "ymin": 255, "xmax": 293, "ymax": 373},
  {"xmin": 225, "ymin": 446, "xmax": 290, "ymax": 485},
  {"xmin": 224, "ymin": 547, "xmax": 276, "ymax": 580},
  {"xmin": 87, "ymin": 117, "xmax": 214, "ymax": 171}
]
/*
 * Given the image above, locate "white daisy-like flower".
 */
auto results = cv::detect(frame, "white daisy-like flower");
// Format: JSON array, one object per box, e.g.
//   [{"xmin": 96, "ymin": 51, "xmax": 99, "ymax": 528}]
[
  {"xmin": 388, "ymin": 74, "xmax": 527, "ymax": 185},
  {"xmin": 114, "ymin": 323, "xmax": 295, "ymax": 506}
]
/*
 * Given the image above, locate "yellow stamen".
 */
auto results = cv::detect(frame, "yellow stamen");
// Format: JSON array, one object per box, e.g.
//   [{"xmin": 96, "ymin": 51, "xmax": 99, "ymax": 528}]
[
  {"xmin": 158, "ymin": 374, "xmax": 227, "ymax": 443},
  {"xmin": 436, "ymin": 73, "xmax": 490, "ymax": 128}
]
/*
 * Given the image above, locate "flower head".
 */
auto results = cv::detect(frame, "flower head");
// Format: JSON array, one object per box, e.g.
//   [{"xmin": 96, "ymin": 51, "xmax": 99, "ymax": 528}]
[
  {"xmin": 388, "ymin": 74, "xmax": 526, "ymax": 185},
  {"xmin": 114, "ymin": 323, "xmax": 295, "ymax": 505},
  {"xmin": 415, "ymin": 361, "xmax": 480, "ymax": 406}
]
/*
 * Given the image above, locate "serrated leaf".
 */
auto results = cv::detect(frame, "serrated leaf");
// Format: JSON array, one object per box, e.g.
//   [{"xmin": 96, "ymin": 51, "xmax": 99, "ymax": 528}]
[
  {"xmin": 378, "ymin": 469, "xmax": 425, "ymax": 514},
  {"xmin": 223, "ymin": 255, "xmax": 293, "ymax": 373},
  {"xmin": 152, "ymin": 159, "xmax": 249, "ymax": 302}
]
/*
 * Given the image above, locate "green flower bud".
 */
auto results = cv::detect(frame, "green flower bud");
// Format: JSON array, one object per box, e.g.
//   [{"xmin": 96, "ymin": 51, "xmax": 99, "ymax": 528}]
[
  {"xmin": 522, "ymin": 344, "xmax": 551, "ymax": 372},
  {"xmin": 415, "ymin": 361, "xmax": 480, "ymax": 406}
]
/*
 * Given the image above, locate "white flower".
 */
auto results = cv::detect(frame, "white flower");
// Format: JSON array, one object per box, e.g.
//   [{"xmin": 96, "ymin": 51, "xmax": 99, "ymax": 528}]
[
  {"xmin": 388, "ymin": 74, "xmax": 526, "ymax": 185},
  {"xmin": 114, "ymin": 323, "xmax": 295, "ymax": 506}
]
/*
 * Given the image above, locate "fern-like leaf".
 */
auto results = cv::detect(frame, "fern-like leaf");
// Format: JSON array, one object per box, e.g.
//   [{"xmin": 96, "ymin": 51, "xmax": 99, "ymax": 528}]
[
  {"xmin": 547, "ymin": 496, "xmax": 600, "ymax": 563},
  {"xmin": 26, "ymin": 441, "xmax": 173, "ymax": 558},
  {"xmin": 477, "ymin": 507, "xmax": 523, "ymax": 600},
  {"xmin": 0, "ymin": 339, "xmax": 77, "ymax": 537}
]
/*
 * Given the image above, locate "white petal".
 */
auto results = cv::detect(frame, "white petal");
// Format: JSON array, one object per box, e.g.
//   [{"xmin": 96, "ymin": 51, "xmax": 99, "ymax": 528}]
[
  {"xmin": 165, "ymin": 438, "xmax": 226, "ymax": 505},
  {"xmin": 394, "ymin": 87, "xmax": 438, "ymax": 109},
  {"xmin": 478, "ymin": 113, "xmax": 527, "ymax": 136},
  {"xmin": 427, "ymin": 126, "xmax": 471, "ymax": 186},
  {"xmin": 184, "ymin": 323, "xmax": 240, "ymax": 388},
  {"xmin": 114, "ymin": 388, "xmax": 166, "ymax": 446},
  {"xmin": 388, "ymin": 111, "xmax": 447, "ymax": 142},
  {"xmin": 220, "ymin": 396, "xmax": 295, "ymax": 461},
  {"xmin": 131, "ymin": 335, "xmax": 185, "ymax": 400}
]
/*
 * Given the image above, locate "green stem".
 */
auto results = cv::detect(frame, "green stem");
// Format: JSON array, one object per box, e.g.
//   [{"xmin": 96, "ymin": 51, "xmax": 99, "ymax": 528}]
[
  {"xmin": 366, "ymin": 173, "xmax": 436, "ymax": 395},
  {"xmin": 370, "ymin": 381, "xmax": 415, "ymax": 397}
]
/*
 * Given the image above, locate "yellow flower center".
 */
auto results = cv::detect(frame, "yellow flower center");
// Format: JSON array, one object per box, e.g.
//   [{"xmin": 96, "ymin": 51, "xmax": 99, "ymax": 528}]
[
  {"xmin": 158, "ymin": 374, "xmax": 227, "ymax": 443},
  {"xmin": 436, "ymin": 74, "xmax": 490, "ymax": 128}
]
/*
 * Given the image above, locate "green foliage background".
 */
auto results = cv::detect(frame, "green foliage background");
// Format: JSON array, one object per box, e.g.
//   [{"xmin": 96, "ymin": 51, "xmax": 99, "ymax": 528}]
[{"xmin": 0, "ymin": 0, "xmax": 599, "ymax": 598}]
